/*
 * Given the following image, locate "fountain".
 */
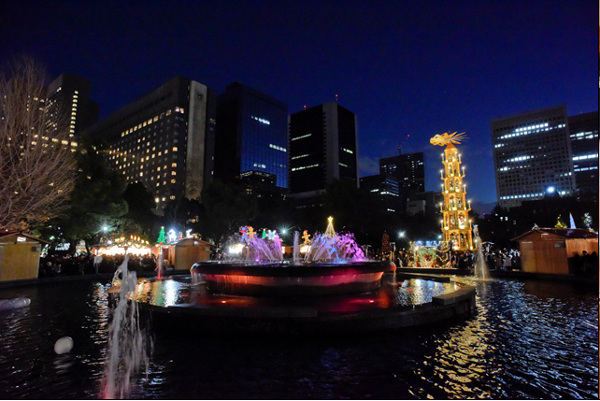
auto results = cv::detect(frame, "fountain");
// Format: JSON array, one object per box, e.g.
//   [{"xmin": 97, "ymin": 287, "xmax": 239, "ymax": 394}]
[
  {"xmin": 191, "ymin": 218, "xmax": 388, "ymax": 296},
  {"xmin": 473, "ymin": 225, "xmax": 490, "ymax": 281},
  {"xmin": 128, "ymin": 218, "xmax": 476, "ymax": 335},
  {"xmin": 101, "ymin": 256, "xmax": 152, "ymax": 399}
]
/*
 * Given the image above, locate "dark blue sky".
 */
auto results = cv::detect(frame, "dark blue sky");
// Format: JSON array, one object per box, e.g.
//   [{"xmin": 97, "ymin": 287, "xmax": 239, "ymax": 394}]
[{"xmin": 3, "ymin": 0, "xmax": 598, "ymax": 206}]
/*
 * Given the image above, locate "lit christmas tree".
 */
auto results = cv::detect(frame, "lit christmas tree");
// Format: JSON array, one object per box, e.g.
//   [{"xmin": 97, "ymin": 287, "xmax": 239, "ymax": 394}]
[
  {"xmin": 157, "ymin": 226, "xmax": 166, "ymax": 244},
  {"xmin": 430, "ymin": 132, "xmax": 474, "ymax": 251}
]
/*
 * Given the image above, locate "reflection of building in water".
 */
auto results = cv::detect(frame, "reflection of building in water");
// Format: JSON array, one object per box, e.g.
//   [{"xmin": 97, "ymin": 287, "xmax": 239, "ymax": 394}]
[{"xmin": 437, "ymin": 140, "xmax": 473, "ymax": 251}]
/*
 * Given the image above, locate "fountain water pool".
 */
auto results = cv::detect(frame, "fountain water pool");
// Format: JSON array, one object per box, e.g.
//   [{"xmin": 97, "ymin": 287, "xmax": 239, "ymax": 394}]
[
  {"xmin": 0, "ymin": 277, "xmax": 596, "ymax": 399},
  {"xmin": 131, "ymin": 273, "xmax": 473, "ymax": 335}
]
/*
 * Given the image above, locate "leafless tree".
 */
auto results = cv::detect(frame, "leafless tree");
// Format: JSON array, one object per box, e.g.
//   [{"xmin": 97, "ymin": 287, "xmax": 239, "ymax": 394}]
[{"xmin": 0, "ymin": 57, "xmax": 76, "ymax": 231}]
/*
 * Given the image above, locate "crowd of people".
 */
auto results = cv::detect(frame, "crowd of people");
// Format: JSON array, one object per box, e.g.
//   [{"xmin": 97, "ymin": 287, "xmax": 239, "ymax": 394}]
[
  {"xmin": 568, "ymin": 251, "xmax": 599, "ymax": 277},
  {"xmin": 390, "ymin": 247, "xmax": 522, "ymax": 272},
  {"xmin": 39, "ymin": 253, "xmax": 158, "ymax": 277}
]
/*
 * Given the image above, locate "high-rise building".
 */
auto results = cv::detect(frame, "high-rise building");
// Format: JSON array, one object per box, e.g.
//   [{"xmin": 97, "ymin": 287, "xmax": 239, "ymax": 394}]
[
  {"xmin": 87, "ymin": 76, "xmax": 216, "ymax": 210},
  {"xmin": 46, "ymin": 73, "xmax": 99, "ymax": 140},
  {"xmin": 379, "ymin": 151, "xmax": 425, "ymax": 192},
  {"xmin": 568, "ymin": 111, "xmax": 598, "ymax": 196},
  {"xmin": 491, "ymin": 105, "xmax": 575, "ymax": 208},
  {"xmin": 288, "ymin": 102, "xmax": 358, "ymax": 196},
  {"xmin": 215, "ymin": 82, "xmax": 288, "ymax": 189},
  {"xmin": 359, "ymin": 174, "xmax": 402, "ymax": 213}
]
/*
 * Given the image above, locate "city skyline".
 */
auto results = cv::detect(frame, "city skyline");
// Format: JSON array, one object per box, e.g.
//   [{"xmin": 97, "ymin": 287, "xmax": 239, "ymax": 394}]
[{"xmin": 3, "ymin": 1, "xmax": 597, "ymax": 206}]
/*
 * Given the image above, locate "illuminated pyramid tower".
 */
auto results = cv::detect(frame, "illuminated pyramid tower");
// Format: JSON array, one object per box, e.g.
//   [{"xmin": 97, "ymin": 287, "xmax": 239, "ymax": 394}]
[{"xmin": 430, "ymin": 132, "xmax": 474, "ymax": 251}]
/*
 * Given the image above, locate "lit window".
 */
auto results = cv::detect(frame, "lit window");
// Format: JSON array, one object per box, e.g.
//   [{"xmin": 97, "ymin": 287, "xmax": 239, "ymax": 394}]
[
  {"xmin": 172, "ymin": 147, "xmax": 178, "ymax": 152},
  {"xmin": 251, "ymin": 115, "xmax": 270, "ymax": 125},
  {"xmin": 269, "ymin": 144, "xmax": 286, "ymax": 152},
  {"xmin": 291, "ymin": 133, "xmax": 312, "ymax": 141}
]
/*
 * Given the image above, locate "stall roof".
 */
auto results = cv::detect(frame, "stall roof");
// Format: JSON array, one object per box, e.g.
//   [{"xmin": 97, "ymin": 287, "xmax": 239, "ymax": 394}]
[
  {"xmin": 0, "ymin": 231, "xmax": 49, "ymax": 244},
  {"xmin": 512, "ymin": 227, "xmax": 598, "ymax": 242}
]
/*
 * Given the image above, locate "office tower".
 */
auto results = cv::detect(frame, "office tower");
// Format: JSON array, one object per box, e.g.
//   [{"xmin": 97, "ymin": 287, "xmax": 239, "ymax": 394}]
[
  {"xmin": 215, "ymin": 82, "xmax": 288, "ymax": 189},
  {"xmin": 288, "ymin": 101, "xmax": 358, "ymax": 196},
  {"xmin": 87, "ymin": 76, "xmax": 216, "ymax": 210},
  {"xmin": 46, "ymin": 73, "xmax": 99, "ymax": 140},
  {"xmin": 568, "ymin": 111, "xmax": 599, "ymax": 196},
  {"xmin": 359, "ymin": 174, "xmax": 401, "ymax": 213},
  {"xmin": 491, "ymin": 105, "xmax": 575, "ymax": 208},
  {"xmin": 379, "ymin": 151, "xmax": 425, "ymax": 192},
  {"xmin": 239, "ymin": 170, "xmax": 280, "ymax": 198}
]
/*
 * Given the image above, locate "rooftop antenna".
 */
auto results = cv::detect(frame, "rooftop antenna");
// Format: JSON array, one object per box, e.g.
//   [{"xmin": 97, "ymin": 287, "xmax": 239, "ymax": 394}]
[
  {"xmin": 335, "ymin": 93, "xmax": 338, "ymax": 103},
  {"xmin": 397, "ymin": 134, "xmax": 411, "ymax": 155}
]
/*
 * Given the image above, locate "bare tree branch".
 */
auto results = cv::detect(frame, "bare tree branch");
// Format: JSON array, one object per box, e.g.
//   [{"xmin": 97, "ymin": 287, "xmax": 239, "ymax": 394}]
[{"xmin": 0, "ymin": 56, "xmax": 76, "ymax": 231}]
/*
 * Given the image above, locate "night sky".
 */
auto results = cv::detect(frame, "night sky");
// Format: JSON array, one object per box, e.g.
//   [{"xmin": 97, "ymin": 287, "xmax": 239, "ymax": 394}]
[{"xmin": 3, "ymin": 0, "xmax": 598, "ymax": 208}]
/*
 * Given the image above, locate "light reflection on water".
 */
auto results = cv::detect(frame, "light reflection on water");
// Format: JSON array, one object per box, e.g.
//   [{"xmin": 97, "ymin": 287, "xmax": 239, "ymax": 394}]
[
  {"xmin": 0, "ymin": 277, "xmax": 597, "ymax": 399},
  {"xmin": 132, "ymin": 276, "xmax": 460, "ymax": 314}
]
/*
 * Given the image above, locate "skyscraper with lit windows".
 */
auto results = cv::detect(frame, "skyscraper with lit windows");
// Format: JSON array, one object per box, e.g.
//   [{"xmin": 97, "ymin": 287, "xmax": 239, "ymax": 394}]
[
  {"xmin": 288, "ymin": 101, "xmax": 358, "ymax": 196},
  {"xmin": 491, "ymin": 105, "xmax": 575, "ymax": 208},
  {"xmin": 568, "ymin": 111, "xmax": 598, "ymax": 197},
  {"xmin": 87, "ymin": 76, "xmax": 216, "ymax": 210},
  {"xmin": 379, "ymin": 151, "xmax": 425, "ymax": 192},
  {"xmin": 215, "ymin": 82, "xmax": 288, "ymax": 189},
  {"xmin": 45, "ymin": 73, "xmax": 98, "ymax": 148}
]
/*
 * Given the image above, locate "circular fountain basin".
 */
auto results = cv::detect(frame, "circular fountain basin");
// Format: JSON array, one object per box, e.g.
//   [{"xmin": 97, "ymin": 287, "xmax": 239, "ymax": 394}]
[
  {"xmin": 132, "ymin": 274, "xmax": 475, "ymax": 334},
  {"xmin": 191, "ymin": 261, "xmax": 388, "ymax": 296}
]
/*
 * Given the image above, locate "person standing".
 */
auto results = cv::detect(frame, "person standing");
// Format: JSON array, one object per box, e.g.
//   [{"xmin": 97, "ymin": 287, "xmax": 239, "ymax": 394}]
[{"xmin": 93, "ymin": 254, "xmax": 103, "ymax": 274}]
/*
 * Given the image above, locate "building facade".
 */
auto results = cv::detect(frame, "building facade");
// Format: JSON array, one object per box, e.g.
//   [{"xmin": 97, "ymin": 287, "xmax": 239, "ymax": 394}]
[
  {"xmin": 87, "ymin": 76, "xmax": 216, "ymax": 210},
  {"xmin": 491, "ymin": 105, "xmax": 575, "ymax": 208},
  {"xmin": 46, "ymin": 73, "xmax": 99, "ymax": 140},
  {"xmin": 288, "ymin": 102, "xmax": 358, "ymax": 196},
  {"xmin": 359, "ymin": 174, "xmax": 401, "ymax": 213},
  {"xmin": 379, "ymin": 151, "xmax": 425, "ymax": 192},
  {"xmin": 215, "ymin": 82, "xmax": 288, "ymax": 189},
  {"xmin": 568, "ymin": 111, "xmax": 598, "ymax": 197}
]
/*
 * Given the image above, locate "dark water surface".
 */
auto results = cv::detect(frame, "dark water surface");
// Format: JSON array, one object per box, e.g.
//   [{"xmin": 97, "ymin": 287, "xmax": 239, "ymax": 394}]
[{"xmin": 0, "ymin": 277, "xmax": 597, "ymax": 399}]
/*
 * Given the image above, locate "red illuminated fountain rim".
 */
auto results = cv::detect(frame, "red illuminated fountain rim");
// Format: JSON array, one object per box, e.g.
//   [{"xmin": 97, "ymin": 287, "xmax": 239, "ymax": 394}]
[{"xmin": 191, "ymin": 261, "xmax": 390, "ymax": 295}]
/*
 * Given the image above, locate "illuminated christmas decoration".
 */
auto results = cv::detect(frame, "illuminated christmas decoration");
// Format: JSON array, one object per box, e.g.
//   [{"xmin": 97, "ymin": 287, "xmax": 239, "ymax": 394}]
[
  {"xmin": 157, "ymin": 227, "xmax": 166, "ymax": 244},
  {"xmin": 432, "ymin": 132, "xmax": 474, "ymax": 251},
  {"xmin": 583, "ymin": 213, "xmax": 593, "ymax": 231},
  {"xmin": 324, "ymin": 216, "xmax": 336, "ymax": 238},
  {"xmin": 554, "ymin": 214, "xmax": 567, "ymax": 229},
  {"xmin": 167, "ymin": 229, "xmax": 177, "ymax": 243}
]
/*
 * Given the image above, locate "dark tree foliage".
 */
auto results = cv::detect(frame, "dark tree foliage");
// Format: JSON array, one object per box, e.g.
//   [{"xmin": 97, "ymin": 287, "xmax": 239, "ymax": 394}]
[
  {"xmin": 41, "ymin": 139, "xmax": 128, "ymax": 253},
  {"xmin": 252, "ymin": 195, "xmax": 297, "ymax": 234},
  {"xmin": 474, "ymin": 195, "xmax": 598, "ymax": 249},
  {"xmin": 321, "ymin": 179, "xmax": 391, "ymax": 245},
  {"xmin": 122, "ymin": 182, "xmax": 157, "ymax": 240},
  {"xmin": 160, "ymin": 197, "xmax": 202, "ymax": 238},
  {"xmin": 198, "ymin": 179, "xmax": 257, "ymax": 246}
]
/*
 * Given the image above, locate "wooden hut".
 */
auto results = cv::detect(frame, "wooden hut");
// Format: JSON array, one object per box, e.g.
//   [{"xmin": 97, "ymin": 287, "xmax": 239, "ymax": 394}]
[
  {"xmin": 0, "ymin": 231, "xmax": 48, "ymax": 281},
  {"xmin": 511, "ymin": 227, "xmax": 598, "ymax": 275},
  {"xmin": 165, "ymin": 238, "xmax": 213, "ymax": 271}
]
